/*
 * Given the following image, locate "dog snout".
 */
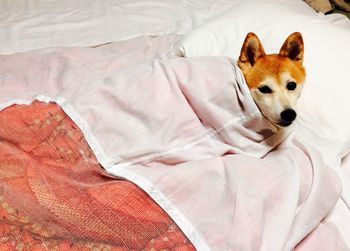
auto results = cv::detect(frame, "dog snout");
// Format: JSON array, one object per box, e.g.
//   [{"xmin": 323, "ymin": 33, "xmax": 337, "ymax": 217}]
[{"xmin": 280, "ymin": 109, "xmax": 297, "ymax": 123}]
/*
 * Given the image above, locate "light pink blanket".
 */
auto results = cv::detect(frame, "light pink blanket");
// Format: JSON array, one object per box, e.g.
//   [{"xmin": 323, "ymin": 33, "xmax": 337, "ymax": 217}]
[{"xmin": 0, "ymin": 35, "xmax": 346, "ymax": 250}]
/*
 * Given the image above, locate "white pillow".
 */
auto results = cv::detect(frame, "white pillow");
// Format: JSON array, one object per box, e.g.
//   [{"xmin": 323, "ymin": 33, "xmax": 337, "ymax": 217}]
[{"xmin": 175, "ymin": 0, "xmax": 350, "ymax": 164}]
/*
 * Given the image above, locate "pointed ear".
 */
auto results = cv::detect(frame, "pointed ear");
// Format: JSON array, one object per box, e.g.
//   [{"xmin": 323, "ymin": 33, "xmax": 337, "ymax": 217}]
[
  {"xmin": 238, "ymin": 32, "xmax": 266, "ymax": 70},
  {"xmin": 279, "ymin": 32, "xmax": 304, "ymax": 64}
]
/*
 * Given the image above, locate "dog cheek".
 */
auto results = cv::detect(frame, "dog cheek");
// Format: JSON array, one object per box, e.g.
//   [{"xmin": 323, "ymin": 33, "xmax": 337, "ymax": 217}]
[
  {"xmin": 251, "ymin": 92, "xmax": 277, "ymax": 121},
  {"xmin": 256, "ymin": 97, "xmax": 275, "ymax": 119}
]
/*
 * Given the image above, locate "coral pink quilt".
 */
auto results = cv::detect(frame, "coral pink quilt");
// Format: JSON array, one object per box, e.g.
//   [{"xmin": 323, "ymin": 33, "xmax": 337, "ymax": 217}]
[{"xmin": 0, "ymin": 101, "xmax": 194, "ymax": 250}]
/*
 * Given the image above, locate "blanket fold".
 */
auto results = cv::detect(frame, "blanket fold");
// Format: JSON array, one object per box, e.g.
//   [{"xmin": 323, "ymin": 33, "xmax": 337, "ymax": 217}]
[{"xmin": 0, "ymin": 35, "xmax": 345, "ymax": 250}]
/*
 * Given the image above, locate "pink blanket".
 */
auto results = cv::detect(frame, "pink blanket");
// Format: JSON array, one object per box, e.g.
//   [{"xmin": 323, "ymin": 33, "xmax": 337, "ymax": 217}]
[{"xmin": 0, "ymin": 35, "xmax": 347, "ymax": 250}]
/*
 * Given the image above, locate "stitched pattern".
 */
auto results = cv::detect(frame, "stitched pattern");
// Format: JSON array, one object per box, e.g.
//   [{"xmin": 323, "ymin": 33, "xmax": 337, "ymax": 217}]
[{"xmin": 0, "ymin": 101, "xmax": 194, "ymax": 251}]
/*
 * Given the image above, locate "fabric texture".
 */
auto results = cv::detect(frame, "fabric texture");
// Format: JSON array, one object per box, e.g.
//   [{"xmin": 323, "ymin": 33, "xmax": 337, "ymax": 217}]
[
  {"xmin": 0, "ymin": 35, "xmax": 347, "ymax": 250},
  {"xmin": 0, "ymin": 101, "xmax": 195, "ymax": 250},
  {"xmin": 0, "ymin": 0, "xmax": 239, "ymax": 54},
  {"xmin": 175, "ymin": 4, "xmax": 350, "ymax": 241},
  {"xmin": 1, "ymin": 0, "xmax": 350, "ymax": 250},
  {"xmin": 175, "ymin": 0, "xmax": 350, "ymax": 168}
]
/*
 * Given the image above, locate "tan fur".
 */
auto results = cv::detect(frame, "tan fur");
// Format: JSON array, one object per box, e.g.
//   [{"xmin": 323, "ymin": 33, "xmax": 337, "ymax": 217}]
[
  {"xmin": 241, "ymin": 55, "xmax": 305, "ymax": 89},
  {"xmin": 238, "ymin": 32, "xmax": 306, "ymax": 127}
]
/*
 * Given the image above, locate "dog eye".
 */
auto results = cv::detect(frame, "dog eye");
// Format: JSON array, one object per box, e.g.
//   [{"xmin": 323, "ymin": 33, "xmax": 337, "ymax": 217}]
[
  {"xmin": 287, "ymin": 81, "xmax": 297, "ymax": 91},
  {"xmin": 258, "ymin": 85, "xmax": 272, "ymax": 94}
]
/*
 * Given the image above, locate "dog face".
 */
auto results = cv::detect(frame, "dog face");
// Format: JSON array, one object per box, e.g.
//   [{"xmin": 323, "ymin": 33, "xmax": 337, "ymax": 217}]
[{"xmin": 237, "ymin": 32, "xmax": 306, "ymax": 127}]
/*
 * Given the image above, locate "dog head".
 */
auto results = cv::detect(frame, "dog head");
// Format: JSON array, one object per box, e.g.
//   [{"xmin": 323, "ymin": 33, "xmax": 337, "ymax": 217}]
[{"xmin": 238, "ymin": 32, "xmax": 306, "ymax": 127}]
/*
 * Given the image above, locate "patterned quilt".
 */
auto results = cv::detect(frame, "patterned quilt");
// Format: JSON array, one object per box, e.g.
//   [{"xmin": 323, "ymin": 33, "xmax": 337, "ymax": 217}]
[{"xmin": 0, "ymin": 101, "xmax": 194, "ymax": 250}]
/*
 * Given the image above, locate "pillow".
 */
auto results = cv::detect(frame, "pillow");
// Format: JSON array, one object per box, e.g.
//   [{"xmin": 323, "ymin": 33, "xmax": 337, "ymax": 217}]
[{"xmin": 175, "ymin": 0, "xmax": 350, "ymax": 166}]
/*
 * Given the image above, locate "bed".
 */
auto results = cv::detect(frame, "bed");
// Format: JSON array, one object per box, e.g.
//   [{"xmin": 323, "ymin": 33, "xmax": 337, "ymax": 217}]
[{"xmin": 0, "ymin": 0, "xmax": 350, "ymax": 250}]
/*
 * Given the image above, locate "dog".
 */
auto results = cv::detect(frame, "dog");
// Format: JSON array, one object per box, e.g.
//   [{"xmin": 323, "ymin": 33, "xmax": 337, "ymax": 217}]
[{"xmin": 237, "ymin": 32, "xmax": 305, "ymax": 128}]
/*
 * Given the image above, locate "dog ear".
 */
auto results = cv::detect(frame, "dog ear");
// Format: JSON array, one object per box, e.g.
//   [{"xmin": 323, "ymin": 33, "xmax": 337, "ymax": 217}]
[
  {"xmin": 279, "ymin": 32, "xmax": 304, "ymax": 64},
  {"xmin": 238, "ymin": 32, "xmax": 266, "ymax": 71}
]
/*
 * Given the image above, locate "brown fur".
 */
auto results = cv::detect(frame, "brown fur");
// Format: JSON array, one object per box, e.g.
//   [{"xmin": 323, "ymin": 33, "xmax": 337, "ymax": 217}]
[
  {"xmin": 240, "ymin": 55, "xmax": 305, "ymax": 89},
  {"xmin": 238, "ymin": 32, "xmax": 305, "ymax": 89}
]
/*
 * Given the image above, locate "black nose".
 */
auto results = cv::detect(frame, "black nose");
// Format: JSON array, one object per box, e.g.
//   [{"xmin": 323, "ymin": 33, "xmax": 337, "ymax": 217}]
[{"xmin": 280, "ymin": 109, "xmax": 297, "ymax": 122}]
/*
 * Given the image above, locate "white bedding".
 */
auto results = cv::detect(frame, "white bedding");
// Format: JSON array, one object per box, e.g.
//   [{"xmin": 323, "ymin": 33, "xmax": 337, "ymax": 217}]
[
  {"xmin": 3, "ymin": 0, "xmax": 345, "ymax": 54},
  {"xmin": 175, "ymin": 0, "xmax": 350, "ymax": 248},
  {"xmin": 175, "ymin": 0, "xmax": 350, "ymax": 164},
  {"xmin": 0, "ymin": 0, "xmax": 238, "ymax": 54},
  {"xmin": 1, "ymin": 1, "xmax": 350, "ymax": 250},
  {"xmin": 0, "ymin": 35, "xmax": 346, "ymax": 251}
]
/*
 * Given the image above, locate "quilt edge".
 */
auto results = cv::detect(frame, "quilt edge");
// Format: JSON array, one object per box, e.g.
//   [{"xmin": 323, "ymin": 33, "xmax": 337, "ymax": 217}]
[{"xmin": 0, "ymin": 96, "xmax": 211, "ymax": 251}]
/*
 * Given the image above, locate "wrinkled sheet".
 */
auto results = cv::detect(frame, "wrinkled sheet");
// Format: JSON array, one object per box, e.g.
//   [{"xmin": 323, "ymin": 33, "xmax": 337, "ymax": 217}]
[
  {"xmin": 175, "ymin": 0, "xmax": 350, "ymax": 247},
  {"xmin": 0, "ymin": 35, "xmax": 347, "ymax": 250},
  {"xmin": 0, "ymin": 101, "xmax": 194, "ymax": 250},
  {"xmin": 2, "ymin": 0, "xmax": 349, "ymax": 55},
  {"xmin": 0, "ymin": 0, "xmax": 237, "ymax": 54}
]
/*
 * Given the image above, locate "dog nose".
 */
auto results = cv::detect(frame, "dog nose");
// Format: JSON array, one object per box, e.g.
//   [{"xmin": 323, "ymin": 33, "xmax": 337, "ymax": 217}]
[{"xmin": 280, "ymin": 109, "xmax": 297, "ymax": 122}]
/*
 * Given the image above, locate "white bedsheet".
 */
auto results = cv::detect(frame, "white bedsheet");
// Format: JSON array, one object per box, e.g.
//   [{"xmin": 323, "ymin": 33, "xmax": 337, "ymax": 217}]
[
  {"xmin": 175, "ymin": 0, "xmax": 350, "ymax": 248},
  {"xmin": 0, "ymin": 0, "xmax": 239, "ymax": 54}
]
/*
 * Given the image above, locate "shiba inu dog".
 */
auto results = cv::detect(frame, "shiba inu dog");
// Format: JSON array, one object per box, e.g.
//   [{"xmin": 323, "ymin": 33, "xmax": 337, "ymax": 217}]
[{"xmin": 238, "ymin": 32, "xmax": 305, "ymax": 127}]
